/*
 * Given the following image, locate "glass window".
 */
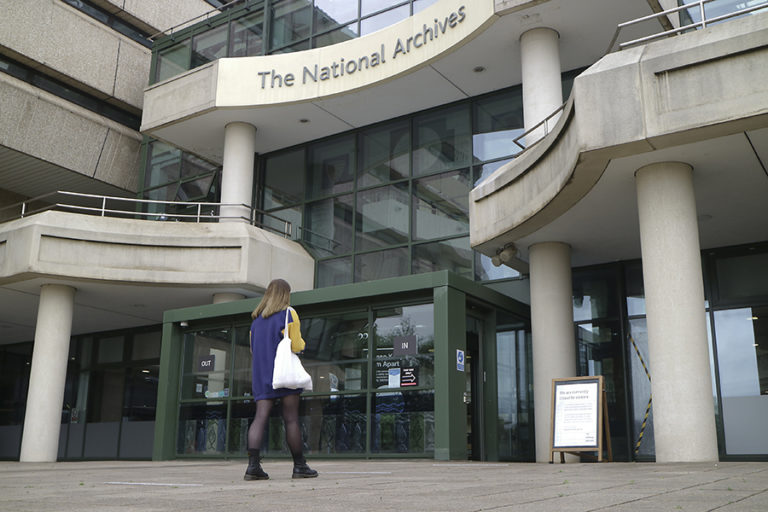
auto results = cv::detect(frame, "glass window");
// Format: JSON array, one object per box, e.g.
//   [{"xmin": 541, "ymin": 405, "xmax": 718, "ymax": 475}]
[
  {"xmin": 628, "ymin": 318, "xmax": 655, "ymax": 458},
  {"xmin": 317, "ymin": 256, "xmax": 352, "ymax": 287},
  {"xmin": 473, "ymin": 89, "xmax": 524, "ymax": 162},
  {"xmin": 575, "ymin": 319, "xmax": 629, "ymax": 461},
  {"xmin": 313, "ymin": 24, "xmax": 359, "ymax": 48},
  {"xmin": 475, "ymin": 251, "xmax": 520, "ymax": 281},
  {"xmin": 496, "ymin": 321, "xmax": 533, "ymax": 461},
  {"xmin": 714, "ymin": 248, "xmax": 768, "ymax": 304},
  {"xmin": 359, "ymin": 120, "xmax": 410, "ymax": 187},
  {"xmin": 145, "ymin": 141, "xmax": 181, "ymax": 189},
  {"xmin": 302, "ymin": 310, "xmax": 369, "ymax": 392},
  {"xmin": 230, "ymin": 11, "xmax": 264, "ymax": 57},
  {"xmin": 264, "ymin": 148, "xmax": 306, "ymax": 208},
  {"xmin": 181, "ymin": 152, "xmax": 217, "ymax": 180},
  {"xmin": 413, "ymin": 0, "xmax": 438, "ymax": 14},
  {"xmin": 263, "ymin": 205, "xmax": 303, "ymax": 240},
  {"xmin": 307, "ymin": 135, "xmax": 355, "ymax": 199},
  {"xmin": 413, "ymin": 104, "xmax": 471, "ymax": 176},
  {"xmin": 714, "ymin": 307, "xmax": 768, "ymax": 455},
  {"xmin": 412, "ymin": 169, "xmax": 471, "ymax": 240},
  {"xmin": 231, "ymin": 326, "xmax": 252, "ymax": 398},
  {"xmin": 180, "ymin": 329, "xmax": 231, "ymax": 400},
  {"xmin": 96, "ymin": 336, "xmax": 124, "ymax": 364},
  {"xmin": 625, "ymin": 261, "xmax": 646, "ymax": 316},
  {"xmin": 303, "ymin": 194, "xmax": 354, "ymax": 257},
  {"xmin": 360, "ymin": 5, "xmax": 409, "ymax": 35},
  {"xmin": 314, "ymin": 0, "xmax": 358, "ymax": 33},
  {"xmin": 572, "ymin": 267, "xmax": 621, "ymax": 322},
  {"xmin": 178, "ymin": 174, "xmax": 217, "ymax": 202},
  {"xmin": 177, "ymin": 402, "xmax": 227, "ymax": 455},
  {"xmin": 270, "ymin": 0, "xmax": 312, "ymax": 50},
  {"xmin": 362, "ymin": 0, "xmax": 405, "ymax": 17},
  {"xmin": 122, "ymin": 366, "xmax": 158, "ymax": 423},
  {"xmin": 131, "ymin": 331, "xmax": 161, "ymax": 361},
  {"xmin": 191, "ymin": 23, "xmax": 229, "ymax": 69},
  {"xmin": 155, "ymin": 41, "xmax": 190, "ymax": 83},
  {"xmin": 373, "ymin": 303, "xmax": 435, "ymax": 389},
  {"xmin": 356, "ymin": 183, "xmax": 410, "ymax": 251},
  {"xmin": 301, "ymin": 394, "xmax": 368, "ymax": 454},
  {"xmin": 371, "ymin": 390, "xmax": 434, "ymax": 453},
  {"xmin": 412, "ymin": 237, "xmax": 472, "ymax": 278},
  {"xmin": 356, "ymin": 247, "xmax": 409, "ymax": 282}
]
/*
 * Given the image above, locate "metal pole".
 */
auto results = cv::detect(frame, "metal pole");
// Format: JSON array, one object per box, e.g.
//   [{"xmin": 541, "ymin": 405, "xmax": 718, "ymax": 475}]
[
  {"xmin": 700, "ymin": 0, "xmax": 707, "ymax": 28},
  {"xmin": 196, "ymin": 203, "xmax": 202, "ymax": 223},
  {"xmin": 101, "ymin": 197, "xmax": 107, "ymax": 216}
]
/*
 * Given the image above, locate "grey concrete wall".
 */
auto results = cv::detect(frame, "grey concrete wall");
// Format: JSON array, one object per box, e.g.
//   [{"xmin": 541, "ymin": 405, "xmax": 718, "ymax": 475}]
[
  {"xmin": 118, "ymin": 0, "xmax": 215, "ymax": 34},
  {"xmin": 0, "ymin": 0, "xmax": 150, "ymax": 110},
  {"xmin": 0, "ymin": 211, "xmax": 315, "ymax": 291},
  {"xmin": 470, "ymin": 11, "xmax": 768, "ymax": 254},
  {"xmin": 0, "ymin": 74, "xmax": 142, "ymax": 192}
]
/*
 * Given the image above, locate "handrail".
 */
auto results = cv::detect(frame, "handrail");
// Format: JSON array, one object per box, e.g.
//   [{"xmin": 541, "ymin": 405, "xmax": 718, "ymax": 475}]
[
  {"xmin": 0, "ymin": 191, "xmax": 292, "ymax": 238},
  {"xmin": 512, "ymin": 102, "xmax": 567, "ymax": 153},
  {"xmin": 606, "ymin": 0, "xmax": 768, "ymax": 53}
]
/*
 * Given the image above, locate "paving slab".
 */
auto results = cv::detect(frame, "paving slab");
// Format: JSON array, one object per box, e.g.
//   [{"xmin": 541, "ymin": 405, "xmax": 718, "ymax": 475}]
[{"xmin": 1, "ymin": 460, "xmax": 767, "ymax": 512}]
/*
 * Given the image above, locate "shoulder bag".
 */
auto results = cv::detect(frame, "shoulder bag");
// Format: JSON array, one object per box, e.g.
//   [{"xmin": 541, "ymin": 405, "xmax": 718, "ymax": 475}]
[{"xmin": 272, "ymin": 307, "xmax": 313, "ymax": 391}]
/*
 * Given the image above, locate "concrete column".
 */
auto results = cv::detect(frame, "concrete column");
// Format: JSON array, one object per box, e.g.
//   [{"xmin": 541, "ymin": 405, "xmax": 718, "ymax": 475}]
[
  {"xmin": 529, "ymin": 242, "xmax": 576, "ymax": 462},
  {"xmin": 520, "ymin": 27, "xmax": 563, "ymax": 144},
  {"xmin": 220, "ymin": 122, "xmax": 256, "ymax": 222},
  {"xmin": 212, "ymin": 292, "xmax": 245, "ymax": 304},
  {"xmin": 20, "ymin": 284, "xmax": 76, "ymax": 462},
  {"xmin": 635, "ymin": 162, "xmax": 718, "ymax": 462}
]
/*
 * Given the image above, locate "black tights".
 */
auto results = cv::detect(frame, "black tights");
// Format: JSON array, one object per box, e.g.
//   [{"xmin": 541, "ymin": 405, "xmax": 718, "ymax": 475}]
[{"xmin": 247, "ymin": 394, "xmax": 303, "ymax": 459}]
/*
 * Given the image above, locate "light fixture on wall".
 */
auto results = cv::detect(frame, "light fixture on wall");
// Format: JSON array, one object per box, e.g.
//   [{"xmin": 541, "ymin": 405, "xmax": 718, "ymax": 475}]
[{"xmin": 180, "ymin": 321, "xmax": 189, "ymax": 327}]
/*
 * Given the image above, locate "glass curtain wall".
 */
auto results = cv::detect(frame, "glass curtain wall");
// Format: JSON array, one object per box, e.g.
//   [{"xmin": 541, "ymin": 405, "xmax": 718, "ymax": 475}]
[
  {"xmin": 707, "ymin": 244, "xmax": 768, "ymax": 456},
  {"xmin": 151, "ymin": 0, "xmax": 440, "ymax": 85},
  {"xmin": 177, "ymin": 302, "xmax": 436, "ymax": 457},
  {"xmin": 58, "ymin": 328, "xmax": 162, "ymax": 460},
  {"xmin": 259, "ymin": 82, "xmax": 543, "ymax": 287},
  {"xmin": 0, "ymin": 342, "xmax": 32, "ymax": 460},
  {"xmin": 495, "ymin": 311, "xmax": 534, "ymax": 461}
]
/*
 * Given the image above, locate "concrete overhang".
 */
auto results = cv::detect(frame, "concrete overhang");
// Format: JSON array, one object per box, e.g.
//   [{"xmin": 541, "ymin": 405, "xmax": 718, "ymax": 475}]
[
  {"xmin": 140, "ymin": 0, "xmax": 657, "ymax": 162},
  {"xmin": 470, "ymin": 11, "xmax": 768, "ymax": 268},
  {"xmin": 0, "ymin": 211, "xmax": 314, "ymax": 343}
]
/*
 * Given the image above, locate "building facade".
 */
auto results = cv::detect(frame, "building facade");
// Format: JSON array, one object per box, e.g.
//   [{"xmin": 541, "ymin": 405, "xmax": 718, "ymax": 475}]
[{"xmin": 1, "ymin": 0, "xmax": 767, "ymax": 463}]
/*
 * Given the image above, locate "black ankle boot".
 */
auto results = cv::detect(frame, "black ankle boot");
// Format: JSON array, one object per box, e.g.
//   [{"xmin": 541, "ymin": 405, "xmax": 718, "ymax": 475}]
[
  {"xmin": 291, "ymin": 455, "xmax": 318, "ymax": 479},
  {"xmin": 244, "ymin": 450, "xmax": 269, "ymax": 481}
]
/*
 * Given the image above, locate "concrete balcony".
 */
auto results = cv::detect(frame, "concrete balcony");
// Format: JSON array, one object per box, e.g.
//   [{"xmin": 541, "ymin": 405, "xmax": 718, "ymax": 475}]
[
  {"xmin": 0, "ymin": 211, "xmax": 314, "ymax": 343},
  {"xmin": 470, "ymin": 11, "xmax": 768, "ymax": 267}
]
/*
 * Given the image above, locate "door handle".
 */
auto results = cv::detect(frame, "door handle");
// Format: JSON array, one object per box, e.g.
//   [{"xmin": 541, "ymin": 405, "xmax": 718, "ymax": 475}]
[{"xmin": 463, "ymin": 391, "xmax": 471, "ymax": 404}]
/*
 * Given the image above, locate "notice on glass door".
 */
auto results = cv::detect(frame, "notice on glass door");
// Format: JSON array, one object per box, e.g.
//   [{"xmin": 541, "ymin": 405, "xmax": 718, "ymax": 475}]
[{"xmin": 552, "ymin": 378, "xmax": 600, "ymax": 448}]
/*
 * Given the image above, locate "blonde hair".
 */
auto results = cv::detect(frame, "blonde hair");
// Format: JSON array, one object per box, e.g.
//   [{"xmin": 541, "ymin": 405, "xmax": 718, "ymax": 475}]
[{"xmin": 252, "ymin": 279, "xmax": 291, "ymax": 319}]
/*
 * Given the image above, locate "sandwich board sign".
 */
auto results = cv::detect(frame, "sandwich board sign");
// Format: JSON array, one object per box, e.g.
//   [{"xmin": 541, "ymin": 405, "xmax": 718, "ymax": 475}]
[{"xmin": 549, "ymin": 375, "xmax": 613, "ymax": 463}]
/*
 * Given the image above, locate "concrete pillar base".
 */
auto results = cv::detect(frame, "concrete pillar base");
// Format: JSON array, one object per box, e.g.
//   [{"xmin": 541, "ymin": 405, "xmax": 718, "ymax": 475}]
[
  {"xmin": 635, "ymin": 161, "xmax": 719, "ymax": 462},
  {"xmin": 529, "ymin": 242, "xmax": 576, "ymax": 462},
  {"xmin": 20, "ymin": 284, "xmax": 76, "ymax": 462}
]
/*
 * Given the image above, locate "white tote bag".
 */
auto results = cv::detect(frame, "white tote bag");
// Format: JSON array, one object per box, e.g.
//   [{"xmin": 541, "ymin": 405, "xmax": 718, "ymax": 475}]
[{"xmin": 272, "ymin": 307, "xmax": 313, "ymax": 391}]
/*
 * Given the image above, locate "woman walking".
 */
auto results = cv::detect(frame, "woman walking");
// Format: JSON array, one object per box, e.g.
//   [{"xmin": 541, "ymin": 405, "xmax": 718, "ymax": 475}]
[{"xmin": 245, "ymin": 278, "xmax": 317, "ymax": 480}]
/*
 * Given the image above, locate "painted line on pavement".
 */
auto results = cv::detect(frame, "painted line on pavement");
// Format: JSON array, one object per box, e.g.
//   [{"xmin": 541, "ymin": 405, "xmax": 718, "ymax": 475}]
[{"xmin": 104, "ymin": 481, "xmax": 203, "ymax": 487}]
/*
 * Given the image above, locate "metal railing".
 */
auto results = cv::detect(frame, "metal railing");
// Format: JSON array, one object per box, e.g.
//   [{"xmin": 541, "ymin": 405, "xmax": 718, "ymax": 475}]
[
  {"xmin": 515, "ymin": 0, "xmax": 766, "ymax": 155},
  {"xmin": 0, "ymin": 191, "xmax": 292, "ymax": 238},
  {"xmin": 606, "ymin": 0, "xmax": 768, "ymax": 53},
  {"xmin": 512, "ymin": 102, "xmax": 567, "ymax": 153}
]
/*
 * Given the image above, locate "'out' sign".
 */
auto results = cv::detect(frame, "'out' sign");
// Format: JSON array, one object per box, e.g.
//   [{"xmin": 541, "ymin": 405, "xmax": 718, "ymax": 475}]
[{"xmin": 198, "ymin": 354, "xmax": 215, "ymax": 372}]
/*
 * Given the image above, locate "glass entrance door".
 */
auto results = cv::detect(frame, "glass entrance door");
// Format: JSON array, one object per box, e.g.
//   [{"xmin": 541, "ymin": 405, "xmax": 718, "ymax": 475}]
[{"xmin": 466, "ymin": 317, "xmax": 483, "ymax": 460}]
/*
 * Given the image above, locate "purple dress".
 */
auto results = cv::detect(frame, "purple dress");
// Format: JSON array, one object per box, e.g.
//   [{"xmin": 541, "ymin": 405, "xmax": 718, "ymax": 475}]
[{"xmin": 250, "ymin": 308, "xmax": 303, "ymax": 400}]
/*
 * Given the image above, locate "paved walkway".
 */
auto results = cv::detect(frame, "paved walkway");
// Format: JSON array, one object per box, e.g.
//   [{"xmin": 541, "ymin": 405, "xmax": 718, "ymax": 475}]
[{"xmin": 2, "ymin": 459, "xmax": 767, "ymax": 511}]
